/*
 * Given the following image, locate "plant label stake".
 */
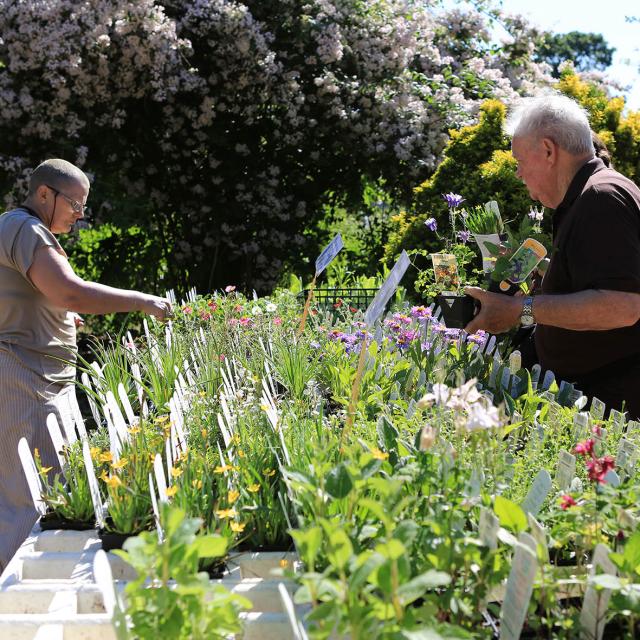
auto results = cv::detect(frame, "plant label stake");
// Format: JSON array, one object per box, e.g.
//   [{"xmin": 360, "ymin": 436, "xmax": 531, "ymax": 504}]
[
  {"xmin": 617, "ymin": 438, "xmax": 638, "ymax": 477},
  {"xmin": 117, "ymin": 383, "xmax": 137, "ymax": 427},
  {"xmin": 509, "ymin": 351, "xmax": 521, "ymax": 375},
  {"xmin": 279, "ymin": 582, "xmax": 309, "ymax": 640},
  {"xmin": 580, "ymin": 544, "xmax": 617, "ymax": 640},
  {"xmin": 499, "ymin": 532, "xmax": 537, "ymax": 640},
  {"xmin": 154, "ymin": 454, "xmax": 168, "ymax": 503},
  {"xmin": 527, "ymin": 514, "xmax": 549, "ymax": 563},
  {"xmin": 46, "ymin": 414, "xmax": 67, "ymax": 470},
  {"xmin": 521, "ymin": 469, "xmax": 552, "ymax": 516},
  {"xmin": 148, "ymin": 473, "xmax": 163, "ymax": 541},
  {"xmin": 603, "ymin": 469, "xmax": 621, "ymax": 487},
  {"xmin": 80, "ymin": 372, "xmax": 103, "ymax": 428},
  {"xmin": 609, "ymin": 409, "xmax": 626, "ymax": 436},
  {"xmin": 530, "ymin": 364, "xmax": 541, "ymax": 390},
  {"xmin": 590, "ymin": 397, "xmax": 606, "ymax": 421},
  {"xmin": 556, "ymin": 450, "xmax": 576, "ymax": 492},
  {"xmin": 82, "ymin": 440, "xmax": 105, "ymax": 529},
  {"xmin": 479, "ymin": 508, "xmax": 499, "ymax": 550},
  {"xmin": 541, "ymin": 370, "xmax": 555, "ymax": 391},
  {"xmin": 17, "ymin": 438, "xmax": 46, "ymax": 516},
  {"xmin": 68, "ymin": 391, "xmax": 89, "ymax": 442},
  {"xmin": 364, "ymin": 250, "xmax": 410, "ymax": 328},
  {"xmin": 573, "ymin": 412, "xmax": 589, "ymax": 443}
]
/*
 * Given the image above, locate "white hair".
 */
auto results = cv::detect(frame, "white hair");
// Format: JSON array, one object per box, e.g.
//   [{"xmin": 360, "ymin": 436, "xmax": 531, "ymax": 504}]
[{"xmin": 506, "ymin": 94, "xmax": 594, "ymax": 157}]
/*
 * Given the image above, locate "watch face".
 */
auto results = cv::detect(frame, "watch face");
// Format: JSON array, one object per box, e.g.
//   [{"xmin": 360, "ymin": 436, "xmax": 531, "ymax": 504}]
[{"xmin": 521, "ymin": 314, "xmax": 534, "ymax": 327}]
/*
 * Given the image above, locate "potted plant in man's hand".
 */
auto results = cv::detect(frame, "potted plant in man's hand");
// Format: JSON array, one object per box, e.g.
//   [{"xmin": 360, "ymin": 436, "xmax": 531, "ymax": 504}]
[{"xmin": 462, "ymin": 201, "xmax": 506, "ymax": 274}]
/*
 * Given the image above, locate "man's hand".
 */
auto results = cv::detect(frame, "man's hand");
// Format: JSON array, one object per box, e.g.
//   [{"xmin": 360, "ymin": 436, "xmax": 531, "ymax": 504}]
[{"xmin": 464, "ymin": 286, "xmax": 522, "ymax": 334}]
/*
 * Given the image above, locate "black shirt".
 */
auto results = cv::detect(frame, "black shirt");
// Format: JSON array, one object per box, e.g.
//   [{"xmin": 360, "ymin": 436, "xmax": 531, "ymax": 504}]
[{"xmin": 535, "ymin": 157, "xmax": 640, "ymax": 381}]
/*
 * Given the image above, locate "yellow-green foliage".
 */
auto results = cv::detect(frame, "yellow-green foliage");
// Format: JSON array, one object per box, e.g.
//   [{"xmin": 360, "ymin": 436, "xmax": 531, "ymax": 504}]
[{"xmin": 384, "ymin": 100, "xmax": 532, "ymax": 261}]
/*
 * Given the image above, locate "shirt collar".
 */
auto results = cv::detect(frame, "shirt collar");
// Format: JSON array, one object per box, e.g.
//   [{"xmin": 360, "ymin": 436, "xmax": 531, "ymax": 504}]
[{"xmin": 555, "ymin": 156, "xmax": 606, "ymax": 213}]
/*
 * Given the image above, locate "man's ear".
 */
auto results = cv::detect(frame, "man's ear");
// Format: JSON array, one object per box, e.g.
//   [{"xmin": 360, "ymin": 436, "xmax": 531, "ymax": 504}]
[{"xmin": 541, "ymin": 138, "xmax": 557, "ymax": 165}]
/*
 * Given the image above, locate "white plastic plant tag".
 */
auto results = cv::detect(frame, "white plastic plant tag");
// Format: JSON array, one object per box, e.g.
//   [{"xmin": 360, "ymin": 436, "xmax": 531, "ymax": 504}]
[
  {"xmin": 484, "ymin": 390, "xmax": 495, "ymax": 404},
  {"xmin": 592, "ymin": 427, "xmax": 607, "ymax": 452},
  {"xmin": 541, "ymin": 370, "xmax": 555, "ymax": 391},
  {"xmin": 580, "ymin": 544, "xmax": 617, "ymax": 640},
  {"xmin": 530, "ymin": 364, "xmax": 541, "ymax": 389},
  {"xmin": 609, "ymin": 409, "xmax": 626, "ymax": 435},
  {"xmin": 106, "ymin": 391, "xmax": 130, "ymax": 445},
  {"xmin": 627, "ymin": 420, "xmax": 640, "ymax": 435},
  {"xmin": 617, "ymin": 438, "xmax": 637, "ymax": 476},
  {"xmin": 603, "ymin": 469, "xmax": 621, "ymax": 488},
  {"xmin": 468, "ymin": 466, "xmax": 484, "ymax": 497},
  {"xmin": 364, "ymin": 250, "xmax": 410, "ymax": 327},
  {"xmin": 479, "ymin": 508, "xmax": 499, "ymax": 550},
  {"xmin": 93, "ymin": 549, "xmax": 116, "ymax": 615},
  {"xmin": 315, "ymin": 233, "xmax": 344, "ymax": 277},
  {"xmin": 68, "ymin": 391, "xmax": 88, "ymax": 442},
  {"xmin": 499, "ymin": 532, "xmax": 537, "ymax": 640},
  {"xmin": 527, "ymin": 513, "xmax": 549, "ymax": 563},
  {"xmin": 46, "ymin": 413, "xmax": 67, "ymax": 469},
  {"xmin": 149, "ymin": 473, "xmax": 163, "ymax": 541},
  {"xmin": 165, "ymin": 437, "xmax": 173, "ymax": 479},
  {"xmin": 556, "ymin": 450, "xmax": 576, "ymax": 492},
  {"xmin": 18, "ymin": 438, "xmax": 46, "ymax": 516},
  {"xmin": 279, "ymin": 582, "xmax": 309, "ymax": 640},
  {"xmin": 521, "ymin": 469, "xmax": 552, "ymax": 516},
  {"xmin": 591, "ymin": 397, "xmax": 606, "ymax": 421},
  {"xmin": 103, "ymin": 405, "xmax": 122, "ymax": 464},
  {"xmin": 82, "ymin": 440, "xmax": 105, "ymax": 528},
  {"xmin": 217, "ymin": 413, "xmax": 232, "ymax": 449},
  {"xmin": 405, "ymin": 399, "xmax": 417, "ymax": 420},
  {"xmin": 573, "ymin": 412, "xmax": 589, "ymax": 442},
  {"xmin": 117, "ymin": 383, "xmax": 137, "ymax": 427},
  {"xmin": 485, "ymin": 335, "xmax": 497, "ymax": 356},
  {"xmin": 154, "ymin": 454, "xmax": 168, "ymax": 503},
  {"xmin": 509, "ymin": 351, "xmax": 521, "ymax": 375},
  {"xmin": 80, "ymin": 372, "xmax": 103, "ymax": 427}
]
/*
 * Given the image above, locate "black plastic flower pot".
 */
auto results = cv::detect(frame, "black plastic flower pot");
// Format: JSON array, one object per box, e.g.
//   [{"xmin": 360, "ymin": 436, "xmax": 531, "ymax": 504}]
[
  {"xmin": 436, "ymin": 293, "xmax": 478, "ymax": 329},
  {"xmin": 98, "ymin": 528, "xmax": 137, "ymax": 552},
  {"xmin": 39, "ymin": 510, "xmax": 95, "ymax": 531}
]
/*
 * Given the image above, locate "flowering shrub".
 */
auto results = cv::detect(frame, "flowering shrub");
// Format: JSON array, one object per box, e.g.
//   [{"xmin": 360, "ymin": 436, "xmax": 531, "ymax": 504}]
[{"xmin": 0, "ymin": 0, "xmax": 550, "ymax": 293}]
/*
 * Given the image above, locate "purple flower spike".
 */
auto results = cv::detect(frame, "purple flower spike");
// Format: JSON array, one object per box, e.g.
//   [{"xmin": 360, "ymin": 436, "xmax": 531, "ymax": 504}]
[
  {"xmin": 457, "ymin": 230, "xmax": 471, "ymax": 243},
  {"xmin": 424, "ymin": 217, "xmax": 438, "ymax": 232},
  {"xmin": 442, "ymin": 192, "xmax": 465, "ymax": 208}
]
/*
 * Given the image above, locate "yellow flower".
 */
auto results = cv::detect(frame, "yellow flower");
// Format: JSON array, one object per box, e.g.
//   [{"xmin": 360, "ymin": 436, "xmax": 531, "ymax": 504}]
[
  {"xmin": 192, "ymin": 479, "xmax": 203, "ymax": 489},
  {"xmin": 111, "ymin": 457, "xmax": 128, "ymax": 470},
  {"xmin": 230, "ymin": 522, "xmax": 246, "ymax": 533},
  {"xmin": 232, "ymin": 435, "xmax": 241, "ymax": 445},
  {"xmin": 248, "ymin": 483, "xmax": 260, "ymax": 493},
  {"xmin": 216, "ymin": 508, "xmax": 237, "ymax": 519},
  {"xmin": 99, "ymin": 451, "xmax": 113, "ymax": 464},
  {"xmin": 154, "ymin": 415, "xmax": 169, "ymax": 424},
  {"xmin": 371, "ymin": 448, "xmax": 389, "ymax": 461},
  {"xmin": 127, "ymin": 426, "xmax": 141, "ymax": 435},
  {"xmin": 90, "ymin": 446, "xmax": 101, "ymax": 459},
  {"xmin": 39, "ymin": 466, "xmax": 53, "ymax": 474},
  {"xmin": 227, "ymin": 489, "xmax": 240, "ymax": 504},
  {"xmin": 215, "ymin": 464, "xmax": 233, "ymax": 474},
  {"xmin": 201, "ymin": 428, "xmax": 207, "ymax": 439},
  {"xmin": 199, "ymin": 391, "xmax": 206, "ymax": 398},
  {"xmin": 166, "ymin": 485, "xmax": 178, "ymax": 498},
  {"xmin": 171, "ymin": 467, "xmax": 183, "ymax": 478},
  {"xmin": 102, "ymin": 473, "xmax": 122, "ymax": 489},
  {"xmin": 260, "ymin": 404, "xmax": 269, "ymax": 412},
  {"xmin": 237, "ymin": 449, "xmax": 246, "ymax": 458},
  {"xmin": 264, "ymin": 468, "xmax": 276, "ymax": 478}
]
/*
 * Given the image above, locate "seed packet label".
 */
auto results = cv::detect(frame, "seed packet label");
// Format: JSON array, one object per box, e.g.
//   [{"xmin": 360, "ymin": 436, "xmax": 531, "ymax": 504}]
[
  {"xmin": 609, "ymin": 409, "xmax": 626, "ymax": 435},
  {"xmin": 509, "ymin": 351, "xmax": 521, "ymax": 375},
  {"xmin": 573, "ymin": 412, "xmax": 589, "ymax": 442},
  {"xmin": 479, "ymin": 508, "xmax": 499, "ymax": 550},
  {"xmin": 591, "ymin": 397, "xmax": 606, "ymax": 421},
  {"xmin": 314, "ymin": 233, "xmax": 343, "ymax": 277},
  {"xmin": 541, "ymin": 370, "xmax": 555, "ymax": 391},
  {"xmin": 527, "ymin": 513, "xmax": 549, "ymax": 563},
  {"xmin": 580, "ymin": 544, "xmax": 617, "ymax": 640},
  {"xmin": 556, "ymin": 450, "xmax": 576, "ymax": 491},
  {"xmin": 82, "ymin": 440, "xmax": 105, "ymax": 528},
  {"xmin": 603, "ymin": 469, "xmax": 621, "ymax": 488},
  {"xmin": 521, "ymin": 469, "xmax": 552, "ymax": 516},
  {"xmin": 364, "ymin": 250, "xmax": 410, "ymax": 327},
  {"xmin": 17, "ymin": 438, "xmax": 46, "ymax": 516},
  {"xmin": 530, "ymin": 364, "xmax": 541, "ymax": 390},
  {"xmin": 499, "ymin": 532, "xmax": 537, "ymax": 640}
]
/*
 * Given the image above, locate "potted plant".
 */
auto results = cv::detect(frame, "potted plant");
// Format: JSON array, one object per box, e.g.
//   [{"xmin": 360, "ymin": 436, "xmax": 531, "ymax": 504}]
[{"xmin": 462, "ymin": 200, "xmax": 505, "ymax": 274}]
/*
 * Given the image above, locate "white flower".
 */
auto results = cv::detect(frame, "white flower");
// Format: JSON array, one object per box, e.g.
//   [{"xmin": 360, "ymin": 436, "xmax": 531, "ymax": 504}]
[
  {"xmin": 251, "ymin": 305, "xmax": 263, "ymax": 315},
  {"xmin": 265, "ymin": 302, "xmax": 277, "ymax": 313},
  {"xmin": 417, "ymin": 383, "xmax": 450, "ymax": 409},
  {"xmin": 465, "ymin": 402, "xmax": 501, "ymax": 431}
]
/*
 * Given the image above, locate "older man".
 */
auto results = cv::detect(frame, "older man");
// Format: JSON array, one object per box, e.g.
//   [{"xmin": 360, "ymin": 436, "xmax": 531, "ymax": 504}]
[
  {"xmin": 465, "ymin": 94, "xmax": 640, "ymax": 417},
  {"xmin": 0, "ymin": 159, "xmax": 172, "ymax": 571}
]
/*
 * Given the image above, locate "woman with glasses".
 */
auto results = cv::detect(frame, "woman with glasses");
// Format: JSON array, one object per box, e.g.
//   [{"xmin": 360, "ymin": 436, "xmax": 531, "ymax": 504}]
[{"xmin": 0, "ymin": 158, "xmax": 173, "ymax": 571}]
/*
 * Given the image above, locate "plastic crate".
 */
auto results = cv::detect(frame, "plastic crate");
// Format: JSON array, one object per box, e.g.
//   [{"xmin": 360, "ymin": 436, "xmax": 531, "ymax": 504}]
[{"xmin": 298, "ymin": 287, "xmax": 378, "ymax": 311}]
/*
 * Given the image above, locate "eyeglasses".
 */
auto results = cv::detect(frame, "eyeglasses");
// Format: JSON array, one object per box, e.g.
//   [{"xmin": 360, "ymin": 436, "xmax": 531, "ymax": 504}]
[{"xmin": 45, "ymin": 184, "xmax": 85, "ymax": 214}]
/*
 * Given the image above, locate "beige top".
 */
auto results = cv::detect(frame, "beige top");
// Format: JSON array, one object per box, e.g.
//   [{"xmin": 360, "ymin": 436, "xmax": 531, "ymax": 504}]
[{"xmin": 0, "ymin": 208, "xmax": 76, "ymax": 384}]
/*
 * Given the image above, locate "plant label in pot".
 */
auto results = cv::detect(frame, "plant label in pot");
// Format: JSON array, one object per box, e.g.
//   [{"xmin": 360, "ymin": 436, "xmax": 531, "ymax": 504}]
[
  {"xmin": 473, "ymin": 233, "xmax": 503, "ymax": 273},
  {"xmin": 493, "ymin": 238, "xmax": 547, "ymax": 295},
  {"xmin": 430, "ymin": 253, "xmax": 459, "ymax": 293}
]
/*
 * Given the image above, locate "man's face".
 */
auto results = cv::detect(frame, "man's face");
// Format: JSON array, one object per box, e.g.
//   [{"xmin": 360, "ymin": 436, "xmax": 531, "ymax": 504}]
[
  {"xmin": 46, "ymin": 181, "xmax": 89, "ymax": 234},
  {"xmin": 511, "ymin": 135, "xmax": 556, "ymax": 208}
]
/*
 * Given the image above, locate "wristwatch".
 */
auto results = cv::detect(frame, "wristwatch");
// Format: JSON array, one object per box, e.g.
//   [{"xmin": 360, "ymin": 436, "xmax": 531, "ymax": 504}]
[{"xmin": 520, "ymin": 295, "xmax": 535, "ymax": 327}]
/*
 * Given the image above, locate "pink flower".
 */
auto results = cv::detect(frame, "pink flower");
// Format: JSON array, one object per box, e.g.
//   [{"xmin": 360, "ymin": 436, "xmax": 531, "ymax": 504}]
[
  {"xmin": 225, "ymin": 285, "xmax": 236, "ymax": 293},
  {"xmin": 199, "ymin": 311, "xmax": 212, "ymax": 321},
  {"xmin": 586, "ymin": 455, "xmax": 616, "ymax": 484},
  {"xmin": 208, "ymin": 301, "xmax": 218, "ymax": 311},
  {"xmin": 239, "ymin": 316, "xmax": 253, "ymax": 326},
  {"xmin": 560, "ymin": 495, "xmax": 577, "ymax": 510},
  {"xmin": 273, "ymin": 317, "xmax": 282, "ymax": 325},
  {"xmin": 219, "ymin": 354, "xmax": 226, "ymax": 361},
  {"xmin": 574, "ymin": 439, "xmax": 595, "ymax": 457},
  {"xmin": 182, "ymin": 305, "xmax": 193, "ymax": 314}
]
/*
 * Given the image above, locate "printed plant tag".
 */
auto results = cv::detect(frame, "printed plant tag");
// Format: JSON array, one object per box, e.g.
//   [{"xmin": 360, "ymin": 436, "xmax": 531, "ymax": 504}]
[
  {"xmin": 484, "ymin": 335, "xmax": 497, "ymax": 356},
  {"xmin": 509, "ymin": 350, "xmax": 521, "ymax": 375},
  {"xmin": 617, "ymin": 438, "xmax": 638, "ymax": 476},
  {"xmin": 315, "ymin": 233, "xmax": 344, "ymax": 277},
  {"xmin": 541, "ymin": 370, "xmax": 555, "ymax": 391},
  {"xmin": 530, "ymin": 364, "xmax": 541, "ymax": 390},
  {"xmin": 279, "ymin": 583, "xmax": 307, "ymax": 640},
  {"xmin": 82, "ymin": 440, "xmax": 105, "ymax": 528},
  {"xmin": 479, "ymin": 508, "xmax": 499, "ymax": 550},
  {"xmin": 591, "ymin": 397, "xmax": 606, "ymax": 421},
  {"xmin": 500, "ymin": 368, "xmax": 512, "ymax": 392},
  {"xmin": 18, "ymin": 438, "xmax": 46, "ymax": 516},
  {"xmin": 364, "ymin": 250, "xmax": 410, "ymax": 327},
  {"xmin": 556, "ymin": 450, "xmax": 576, "ymax": 492},
  {"xmin": 580, "ymin": 544, "xmax": 617, "ymax": 640},
  {"xmin": 117, "ymin": 383, "xmax": 137, "ymax": 427},
  {"xmin": 609, "ymin": 409, "xmax": 626, "ymax": 436},
  {"xmin": 527, "ymin": 513, "xmax": 549, "ymax": 563},
  {"xmin": 573, "ymin": 412, "xmax": 589, "ymax": 443},
  {"xmin": 499, "ymin": 532, "xmax": 538, "ymax": 640},
  {"xmin": 521, "ymin": 469, "xmax": 552, "ymax": 516},
  {"xmin": 603, "ymin": 469, "xmax": 621, "ymax": 488}
]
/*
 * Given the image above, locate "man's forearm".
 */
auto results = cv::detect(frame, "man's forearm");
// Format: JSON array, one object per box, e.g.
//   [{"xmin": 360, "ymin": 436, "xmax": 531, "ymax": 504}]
[{"xmin": 533, "ymin": 289, "xmax": 640, "ymax": 331}]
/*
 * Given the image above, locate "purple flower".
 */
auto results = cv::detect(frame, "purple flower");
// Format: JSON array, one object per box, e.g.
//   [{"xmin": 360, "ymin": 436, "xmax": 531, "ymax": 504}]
[
  {"xmin": 392, "ymin": 313, "xmax": 411, "ymax": 325},
  {"xmin": 457, "ymin": 230, "xmax": 471, "ymax": 243},
  {"xmin": 424, "ymin": 217, "xmax": 438, "ymax": 232},
  {"xmin": 421, "ymin": 341, "xmax": 433, "ymax": 352},
  {"xmin": 410, "ymin": 305, "xmax": 432, "ymax": 319},
  {"xmin": 467, "ymin": 330, "xmax": 487, "ymax": 346},
  {"xmin": 444, "ymin": 328, "xmax": 462, "ymax": 342},
  {"xmin": 310, "ymin": 341, "xmax": 321, "ymax": 349},
  {"xmin": 396, "ymin": 329, "xmax": 419, "ymax": 350},
  {"xmin": 442, "ymin": 192, "xmax": 465, "ymax": 208}
]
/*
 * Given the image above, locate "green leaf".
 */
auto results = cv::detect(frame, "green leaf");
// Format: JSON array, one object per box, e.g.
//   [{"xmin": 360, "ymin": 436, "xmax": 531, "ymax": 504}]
[
  {"xmin": 623, "ymin": 531, "xmax": 640, "ymax": 574},
  {"xmin": 494, "ymin": 495, "xmax": 527, "ymax": 533},
  {"xmin": 290, "ymin": 526, "xmax": 322, "ymax": 570},
  {"xmin": 191, "ymin": 534, "xmax": 227, "ymax": 559},
  {"xmin": 326, "ymin": 529, "xmax": 353, "ymax": 570},
  {"xmin": 374, "ymin": 538, "xmax": 406, "ymax": 560},
  {"xmin": 325, "ymin": 462, "xmax": 353, "ymax": 499},
  {"xmin": 398, "ymin": 570, "xmax": 452, "ymax": 605}
]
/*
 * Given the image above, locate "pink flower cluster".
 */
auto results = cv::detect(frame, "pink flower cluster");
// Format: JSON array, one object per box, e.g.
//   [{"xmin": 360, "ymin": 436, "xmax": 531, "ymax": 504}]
[{"xmin": 574, "ymin": 432, "xmax": 616, "ymax": 484}]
